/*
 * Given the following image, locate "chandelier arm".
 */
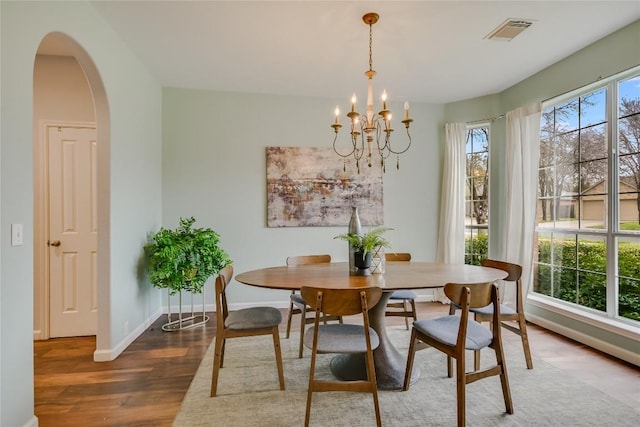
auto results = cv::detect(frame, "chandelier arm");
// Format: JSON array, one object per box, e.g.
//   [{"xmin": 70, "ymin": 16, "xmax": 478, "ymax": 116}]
[
  {"xmin": 372, "ymin": 119, "xmax": 388, "ymax": 154},
  {"xmin": 385, "ymin": 127, "xmax": 412, "ymax": 155},
  {"xmin": 332, "ymin": 119, "xmax": 370, "ymax": 162},
  {"xmin": 332, "ymin": 132, "xmax": 356, "ymax": 159},
  {"xmin": 353, "ymin": 119, "xmax": 367, "ymax": 162}
]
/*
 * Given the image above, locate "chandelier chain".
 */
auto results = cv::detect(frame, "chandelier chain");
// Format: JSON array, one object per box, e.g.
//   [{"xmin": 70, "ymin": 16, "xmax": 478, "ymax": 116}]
[{"xmin": 368, "ymin": 22, "xmax": 373, "ymax": 72}]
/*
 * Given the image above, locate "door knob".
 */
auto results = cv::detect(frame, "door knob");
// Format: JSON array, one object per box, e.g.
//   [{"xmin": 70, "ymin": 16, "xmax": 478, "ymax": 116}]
[{"xmin": 49, "ymin": 240, "xmax": 61, "ymax": 247}]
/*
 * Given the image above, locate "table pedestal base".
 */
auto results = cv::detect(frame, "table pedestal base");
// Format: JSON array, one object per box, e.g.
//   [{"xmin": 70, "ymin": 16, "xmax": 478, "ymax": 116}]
[{"xmin": 329, "ymin": 292, "xmax": 420, "ymax": 390}]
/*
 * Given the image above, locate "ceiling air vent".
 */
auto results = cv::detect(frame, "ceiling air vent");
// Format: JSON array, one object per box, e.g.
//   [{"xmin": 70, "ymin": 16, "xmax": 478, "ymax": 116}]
[{"xmin": 485, "ymin": 19, "xmax": 533, "ymax": 41}]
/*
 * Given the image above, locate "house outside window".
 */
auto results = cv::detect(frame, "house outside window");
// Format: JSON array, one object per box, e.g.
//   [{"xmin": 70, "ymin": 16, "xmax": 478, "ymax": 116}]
[
  {"xmin": 534, "ymin": 68, "xmax": 640, "ymax": 323},
  {"xmin": 465, "ymin": 126, "xmax": 489, "ymax": 265}
]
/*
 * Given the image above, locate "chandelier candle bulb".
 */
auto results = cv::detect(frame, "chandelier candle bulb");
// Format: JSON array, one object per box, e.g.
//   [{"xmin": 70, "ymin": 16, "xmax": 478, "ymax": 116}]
[
  {"xmin": 381, "ymin": 90, "xmax": 387, "ymax": 110},
  {"xmin": 351, "ymin": 94, "xmax": 356, "ymax": 111},
  {"xmin": 404, "ymin": 102, "xmax": 409, "ymax": 120},
  {"xmin": 334, "ymin": 107, "xmax": 340, "ymax": 124}
]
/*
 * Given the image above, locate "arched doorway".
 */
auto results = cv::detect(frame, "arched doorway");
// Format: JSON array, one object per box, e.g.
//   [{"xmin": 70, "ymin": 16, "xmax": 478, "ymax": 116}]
[{"xmin": 33, "ymin": 32, "xmax": 110, "ymax": 357}]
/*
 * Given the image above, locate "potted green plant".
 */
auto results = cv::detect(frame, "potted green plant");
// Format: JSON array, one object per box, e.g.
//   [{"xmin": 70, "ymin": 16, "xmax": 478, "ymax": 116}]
[
  {"xmin": 145, "ymin": 216, "xmax": 231, "ymax": 295},
  {"xmin": 335, "ymin": 227, "xmax": 393, "ymax": 275}
]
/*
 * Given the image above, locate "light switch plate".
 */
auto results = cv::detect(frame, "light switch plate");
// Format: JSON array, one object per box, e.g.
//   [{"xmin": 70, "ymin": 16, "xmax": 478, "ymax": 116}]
[{"xmin": 11, "ymin": 224, "xmax": 24, "ymax": 246}]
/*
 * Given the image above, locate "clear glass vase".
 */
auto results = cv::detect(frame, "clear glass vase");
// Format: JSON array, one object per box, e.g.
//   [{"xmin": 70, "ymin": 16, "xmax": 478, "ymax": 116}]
[{"xmin": 370, "ymin": 245, "xmax": 385, "ymax": 274}]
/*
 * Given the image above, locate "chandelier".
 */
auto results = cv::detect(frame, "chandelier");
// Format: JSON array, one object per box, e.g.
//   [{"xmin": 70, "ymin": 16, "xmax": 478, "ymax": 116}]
[{"xmin": 331, "ymin": 12, "xmax": 413, "ymax": 173}]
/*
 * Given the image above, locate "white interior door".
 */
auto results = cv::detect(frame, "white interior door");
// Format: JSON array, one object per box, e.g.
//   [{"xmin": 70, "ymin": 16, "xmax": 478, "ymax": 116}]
[{"xmin": 48, "ymin": 125, "xmax": 98, "ymax": 337}]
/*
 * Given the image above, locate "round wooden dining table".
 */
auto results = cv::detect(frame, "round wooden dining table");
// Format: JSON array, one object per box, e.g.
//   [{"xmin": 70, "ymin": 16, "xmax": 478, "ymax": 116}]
[{"xmin": 235, "ymin": 261, "xmax": 508, "ymax": 390}]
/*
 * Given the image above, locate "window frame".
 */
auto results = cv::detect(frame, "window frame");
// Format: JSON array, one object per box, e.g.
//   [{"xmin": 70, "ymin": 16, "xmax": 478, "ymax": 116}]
[
  {"xmin": 464, "ymin": 123, "xmax": 490, "ymax": 265},
  {"xmin": 534, "ymin": 65, "xmax": 640, "ymax": 329}
]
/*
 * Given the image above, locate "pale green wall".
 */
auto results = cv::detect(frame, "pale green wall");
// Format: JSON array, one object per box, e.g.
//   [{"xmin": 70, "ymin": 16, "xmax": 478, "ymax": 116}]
[
  {"xmin": 1, "ymin": 2, "xmax": 163, "ymax": 425},
  {"xmin": 1, "ymin": 1, "xmax": 637, "ymax": 425},
  {"xmin": 444, "ymin": 19, "xmax": 640, "ymax": 361},
  {"xmin": 161, "ymin": 88, "xmax": 444, "ymax": 305}
]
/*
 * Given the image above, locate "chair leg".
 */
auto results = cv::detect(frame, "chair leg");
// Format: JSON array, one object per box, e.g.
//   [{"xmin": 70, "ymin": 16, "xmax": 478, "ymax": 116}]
[
  {"xmin": 403, "ymin": 300, "xmax": 410, "ymax": 330},
  {"xmin": 305, "ymin": 337, "xmax": 318, "ymax": 427},
  {"xmin": 457, "ymin": 356, "xmax": 466, "ymax": 427},
  {"xmin": 365, "ymin": 344, "xmax": 382, "ymax": 427},
  {"xmin": 298, "ymin": 304, "xmax": 307, "ymax": 358},
  {"xmin": 210, "ymin": 336, "xmax": 225, "ymax": 397},
  {"xmin": 220, "ymin": 339, "xmax": 226, "ymax": 368},
  {"xmin": 449, "ymin": 303, "xmax": 457, "ymax": 315},
  {"xmin": 493, "ymin": 337, "xmax": 514, "ymax": 414},
  {"xmin": 285, "ymin": 298, "xmax": 295, "ymax": 339},
  {"xmin": 447, "ymin": 305, "xmax": 456, "ymax": 378},
  {"xmin": 403, "ymin": 329, "xmax": 418, "ymax": 390},
  {"xmin": 272, "ymin": 326, "xmax": 285, "ymax": 391},
  {"xmin": 410, "ymin": 298, "xmax": 417, "ymax": 323},
  {"xmin": 474, "ymin": 349, "xmax": 481, "ymax": 371},
  {"xmin": 517, "ymin": 317, "xmax": 534, "ymax": 369},
  {"xmin": 473, "ymin": 315, "xmax": 486, "ymax": 371}
]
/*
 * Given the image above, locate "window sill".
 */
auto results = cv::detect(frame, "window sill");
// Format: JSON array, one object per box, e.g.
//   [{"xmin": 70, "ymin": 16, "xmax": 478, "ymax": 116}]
[{"xmin": 526, "ymin": 293, "xmax": 640, "ymax": 341}]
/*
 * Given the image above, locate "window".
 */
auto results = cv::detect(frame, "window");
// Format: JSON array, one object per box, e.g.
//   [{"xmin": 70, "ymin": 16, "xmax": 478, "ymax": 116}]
[
  {"xmin": 465, "ymin": 126, "xmax": 489, "ymax": 265},
  {"xmin": 534, "ymin": 68, "xmax": 640, "ymax": 323}
]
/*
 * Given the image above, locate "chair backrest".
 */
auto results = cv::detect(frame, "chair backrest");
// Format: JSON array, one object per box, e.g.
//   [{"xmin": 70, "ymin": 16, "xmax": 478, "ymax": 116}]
[
  {"xmin": 445, "ymin": 282, "xmax": 500, "ymax": 347},
  {"xmin": 214, "ymin": 265, "xmax": 234, "ymax": 329},
  {"xmin": 444, "ymin": 282, "xmax": 495, "ymax": 310},
  {"xmin": 286, "ymin": 254, "xmax": 331, "ymax": 266},
  {"xmin": 481, "ymin": 259, "xmax": 522, "ymax": 282},
  {"xmin": 385, "ymin": 252, "xmax": 411, "ymax": 262},
  {"xmin": 481, "ymin": 259, "xmax": 524, "ymax": 310},
  {"xmin": 301, "ymin": 286, "xmax": 382, "ymax": 317}
]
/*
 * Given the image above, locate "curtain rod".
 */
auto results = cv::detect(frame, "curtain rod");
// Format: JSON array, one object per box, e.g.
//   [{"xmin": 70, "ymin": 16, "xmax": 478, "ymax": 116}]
[{"xmin": 466, "ymin": 114, "xmax": 505, "ymax": 125}]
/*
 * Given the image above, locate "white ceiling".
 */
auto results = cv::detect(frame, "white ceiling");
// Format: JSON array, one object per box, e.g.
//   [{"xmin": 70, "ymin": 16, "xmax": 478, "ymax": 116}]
[{"xmin": 43, "ymin": 1, "xmax": 640, "ymax": 104}]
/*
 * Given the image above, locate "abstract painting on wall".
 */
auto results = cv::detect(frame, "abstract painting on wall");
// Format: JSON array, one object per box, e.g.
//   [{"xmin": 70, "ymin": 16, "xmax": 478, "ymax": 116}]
[{"xmin": 266, "ymin": 147, "xmax": 383, "ymax": 227}]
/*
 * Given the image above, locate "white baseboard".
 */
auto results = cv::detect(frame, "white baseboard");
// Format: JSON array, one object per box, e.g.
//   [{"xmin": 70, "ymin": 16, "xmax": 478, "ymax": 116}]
[
  {"xmin": 527, "ymin": 312, "xmax": 640, "ymax": 367},
  {"xmin": 21, "ymin": 415, "xmax": 38, "ymax": 427},
  {"xmin": 93, "ymin": 307, "xmax": 163, "ymax": 362}
]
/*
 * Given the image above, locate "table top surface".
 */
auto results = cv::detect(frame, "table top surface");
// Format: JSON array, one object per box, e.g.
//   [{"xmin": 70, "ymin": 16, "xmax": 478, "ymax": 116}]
[{"xmin": 235, "ymin": 261, "xmax": 508, "ymax": 291}]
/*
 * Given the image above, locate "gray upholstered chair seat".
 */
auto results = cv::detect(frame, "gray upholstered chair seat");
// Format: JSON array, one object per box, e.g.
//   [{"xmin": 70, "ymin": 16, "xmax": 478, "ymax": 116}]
[
  {"xmin": 389, "ymin": 290, "xmax": 418, "ymax": 300},
  {"xmin": 225, "ymin": 306, "xmax": 282, "ymax": 330},
  {"xmin": 412, "ymin": 316, "xmax": 492, "ymax": 350},
  {"xmin": 471, "ymin": 303, "xmax": 516, "ymax": 316},
  {"xmin": 304, "ymin": 323, "xmax": 379, "ymax": 354}
]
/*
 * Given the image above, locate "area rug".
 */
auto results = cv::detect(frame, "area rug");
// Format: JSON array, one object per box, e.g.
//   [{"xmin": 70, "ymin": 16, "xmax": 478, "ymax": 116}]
[{"xmin": 173, "ymin": 327, "xmax": 638, "ymax": 426}]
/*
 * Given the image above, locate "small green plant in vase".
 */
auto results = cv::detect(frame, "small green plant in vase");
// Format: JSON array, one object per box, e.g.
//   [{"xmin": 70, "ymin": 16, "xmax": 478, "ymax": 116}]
[{"xmin": 335, "ymin": 227, "xmax": 393, "ymax": 275}]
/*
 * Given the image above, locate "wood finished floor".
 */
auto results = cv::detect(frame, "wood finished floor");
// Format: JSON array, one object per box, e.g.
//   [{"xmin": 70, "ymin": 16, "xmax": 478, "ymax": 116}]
[{"xmin": 34, "ymin": 302, "xmax": 639, "ymax": 426}]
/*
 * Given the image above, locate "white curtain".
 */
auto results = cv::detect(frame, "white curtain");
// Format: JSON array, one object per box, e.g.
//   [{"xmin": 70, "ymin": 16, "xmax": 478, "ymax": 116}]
[
  {"xmin": 435, "ymin": 123, "xmax": 467, "ymax": 302},
  {"xmin": 502, "ymin": 102, "xmax": 542, "ymax": 305}
]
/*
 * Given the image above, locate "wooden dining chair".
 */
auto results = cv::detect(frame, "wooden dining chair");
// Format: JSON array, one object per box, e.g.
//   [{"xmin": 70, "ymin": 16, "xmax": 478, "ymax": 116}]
[
  {"xmin": 301, "ymin": 285, "xmax": 383, "ymax": 427},
  {"xmin": 449, "ymin": 259, "xmax": 533, "ymax": 370},
  {"xmin": 384, "ymin": 252, "xmax": 417, "ymax": 329},
  {"xmin": 404, "ymin": 282, "xmax": 513, "ymax": 426},
  {"xmin": 285, "ymin": 254, "xmax": 342, "ymax": 358},
  {"xmin": 210, "ymin": 265, "xmax": 285, "ymax": 397}
]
